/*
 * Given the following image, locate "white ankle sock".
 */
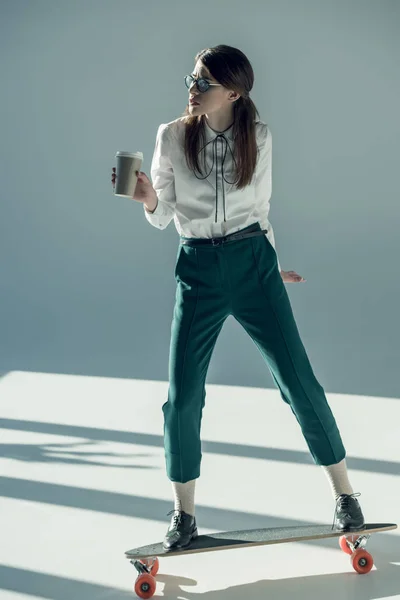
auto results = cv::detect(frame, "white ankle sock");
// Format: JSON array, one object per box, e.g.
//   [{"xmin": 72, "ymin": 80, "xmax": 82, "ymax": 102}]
[
  {"xmin": 171, "ymin": 479, "xmax": 196, "ymax": 516},
  {"xmin": 322, "ymin": 458, "xmax": 354, "ymax": 499}
]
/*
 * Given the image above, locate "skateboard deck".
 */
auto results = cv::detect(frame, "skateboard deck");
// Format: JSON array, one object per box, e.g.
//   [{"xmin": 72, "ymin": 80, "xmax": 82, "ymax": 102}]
[
  {"xmin": 126, "ymin": 522, "xmax": 397, "ymax": 598},
  {"xmin": 126, "ymin": 522, "xmax": 396, "ymax": 559}
]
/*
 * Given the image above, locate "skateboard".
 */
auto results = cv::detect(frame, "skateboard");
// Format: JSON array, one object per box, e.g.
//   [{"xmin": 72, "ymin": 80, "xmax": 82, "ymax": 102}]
[{"xmin": 125, "ymin": 522, "xmax": 397, "ymax": 598}]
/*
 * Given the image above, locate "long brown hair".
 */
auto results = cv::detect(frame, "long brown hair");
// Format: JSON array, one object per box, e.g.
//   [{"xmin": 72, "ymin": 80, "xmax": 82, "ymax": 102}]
[{"xmin": 180, "ymin": 45, "xmax": 262, "ymax": 190}]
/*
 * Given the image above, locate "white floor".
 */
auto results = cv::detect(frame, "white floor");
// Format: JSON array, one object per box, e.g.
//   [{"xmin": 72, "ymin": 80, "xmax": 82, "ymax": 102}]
[{"xmin": 0, "ymin": 371, "xmax": 399, "ymax": 600}]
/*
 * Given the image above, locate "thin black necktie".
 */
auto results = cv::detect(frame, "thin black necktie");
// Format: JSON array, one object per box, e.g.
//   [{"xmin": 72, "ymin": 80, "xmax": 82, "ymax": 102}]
[{"xmin": 193, "ymin": 133, "xmax": 237, "ymax": 223}]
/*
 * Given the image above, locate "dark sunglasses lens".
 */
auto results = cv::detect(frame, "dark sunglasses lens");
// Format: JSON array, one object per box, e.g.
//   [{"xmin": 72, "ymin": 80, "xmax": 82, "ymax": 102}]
[
  {"xmin": 185, "ymin": 75, "xmax": 209, "ymax": 92},
  {"xmin": 197, "ymin": 79, "xmax": 209, "ymax": 92}
]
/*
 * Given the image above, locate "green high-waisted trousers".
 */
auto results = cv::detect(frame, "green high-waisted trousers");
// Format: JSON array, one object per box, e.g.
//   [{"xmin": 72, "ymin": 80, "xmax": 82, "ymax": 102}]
[{"xmin": 163, "ymin": 221, "xmax": 345, "ymax": 483}]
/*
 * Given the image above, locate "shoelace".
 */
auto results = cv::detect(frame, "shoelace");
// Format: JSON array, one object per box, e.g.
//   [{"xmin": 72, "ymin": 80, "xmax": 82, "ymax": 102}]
[
  {"xmin": 167, "ymin": 509, "xmax": 183, "ymax": 529},
  {"xmin": 332, "ymin": 492, "xmax": 361, "ymax": 530}
]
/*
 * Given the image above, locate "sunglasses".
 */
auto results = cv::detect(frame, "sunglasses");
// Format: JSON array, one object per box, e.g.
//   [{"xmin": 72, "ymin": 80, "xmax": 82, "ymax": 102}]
[{"xmin": 184, "ymin": 74, "xmax": 222, "ymax": 93}]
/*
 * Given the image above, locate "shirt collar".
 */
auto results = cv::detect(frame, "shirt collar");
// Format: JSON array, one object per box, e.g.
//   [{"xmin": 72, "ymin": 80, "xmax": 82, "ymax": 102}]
[{"xmin": 203, "ymin": 118, "xmax": 234, "ymax": 141}]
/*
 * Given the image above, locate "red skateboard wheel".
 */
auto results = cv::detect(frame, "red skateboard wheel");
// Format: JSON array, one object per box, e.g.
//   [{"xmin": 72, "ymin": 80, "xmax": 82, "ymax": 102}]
[
  {"xmin": 351, "ymin": 549, "xmax": 374, "ymax": 574},
  {"xmin": 134, "ymin": 573, "xmax": 156, "ymax": 599}
]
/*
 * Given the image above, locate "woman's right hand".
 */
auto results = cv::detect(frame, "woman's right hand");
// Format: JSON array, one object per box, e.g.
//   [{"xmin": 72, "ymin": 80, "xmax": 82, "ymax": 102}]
[{"xmin": 111, "ymin": 167, "xmax": 158, "ymax": 208}]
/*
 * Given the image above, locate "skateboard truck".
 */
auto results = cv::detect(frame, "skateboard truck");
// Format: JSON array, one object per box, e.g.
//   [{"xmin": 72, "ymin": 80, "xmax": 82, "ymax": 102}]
[
  {"xmin": 344, "ymin": 533, "xmax": 370, "ymax": 553},
  {"xmin": 131, "ymin": 557, "xmax": 158, "ymax": 575},
  {"xmin": 131, "ymin": 559, "xmax": 150, "ymax": 575}
]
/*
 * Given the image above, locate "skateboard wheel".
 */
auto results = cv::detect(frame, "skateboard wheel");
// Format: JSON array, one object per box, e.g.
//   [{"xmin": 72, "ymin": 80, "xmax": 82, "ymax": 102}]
[
  {"xmin": 339, "ymin": 535, "xmax": 357, "ymax": 555},
  {"xmin": 134, "ymin": 573, "xmax": 156, "ymax": 599},
  {"xmin": 351, "ymin": 549, "xmax": 373, "ymax": 574},
  {"xmin": 139, "ymin": 557, "xmax": 159, "ymax": 577}
]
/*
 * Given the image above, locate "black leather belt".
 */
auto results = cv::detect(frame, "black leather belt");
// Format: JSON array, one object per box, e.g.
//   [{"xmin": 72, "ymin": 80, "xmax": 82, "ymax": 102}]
[{"xmin": 180, "ymin": 224, "xmax": 268, "ymax": 247}]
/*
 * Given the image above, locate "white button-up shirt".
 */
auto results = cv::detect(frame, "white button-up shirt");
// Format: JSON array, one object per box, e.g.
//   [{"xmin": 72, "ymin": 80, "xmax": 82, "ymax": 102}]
[{"xmin": 144, "ymin": 117, "xmax": 281, "ymax": 271}]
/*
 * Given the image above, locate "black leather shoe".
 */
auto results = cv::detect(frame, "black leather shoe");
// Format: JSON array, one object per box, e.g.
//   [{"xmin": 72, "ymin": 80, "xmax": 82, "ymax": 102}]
[
  {"xmin": 333, "ymin": 493, "xmax": 365, "ymax": 531},
  {"xmin": 163, "ymin": 510, "xmax": 198, "ymax": 551}
]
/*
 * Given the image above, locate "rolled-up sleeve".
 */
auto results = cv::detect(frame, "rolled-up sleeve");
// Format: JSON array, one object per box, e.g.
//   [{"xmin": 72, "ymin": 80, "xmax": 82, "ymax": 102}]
[
  {"xmin": 255, "ymin": 125, "xmax": 282, "ymax": 272},
  {"xmin": 144, "ymin": 123, "xmax": 176, "ymax": 229}
]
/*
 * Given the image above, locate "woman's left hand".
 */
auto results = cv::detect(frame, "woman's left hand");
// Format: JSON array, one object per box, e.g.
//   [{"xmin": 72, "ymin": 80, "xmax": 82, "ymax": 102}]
[{"xmin": 280, "ymin": 270, "xmax": 306, "ymax": 283}]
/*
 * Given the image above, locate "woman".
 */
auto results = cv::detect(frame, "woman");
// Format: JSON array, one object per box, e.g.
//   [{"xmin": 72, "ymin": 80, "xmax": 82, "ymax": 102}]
[{"xmin": 112, "ymin": 44, "xmax": 365, "ymax": 551}]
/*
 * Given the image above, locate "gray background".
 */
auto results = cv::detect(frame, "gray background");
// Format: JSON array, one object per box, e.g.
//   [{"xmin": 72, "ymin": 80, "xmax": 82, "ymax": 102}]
[{"xmin": 1, "ymin": 0, "xmax": 399, "ymax": 398}]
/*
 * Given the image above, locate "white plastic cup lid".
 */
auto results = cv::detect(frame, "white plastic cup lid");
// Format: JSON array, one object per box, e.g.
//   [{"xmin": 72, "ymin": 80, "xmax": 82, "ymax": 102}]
[{"xmin": 115, "ymin": 151, "xmax": 143, "ymax": 159}]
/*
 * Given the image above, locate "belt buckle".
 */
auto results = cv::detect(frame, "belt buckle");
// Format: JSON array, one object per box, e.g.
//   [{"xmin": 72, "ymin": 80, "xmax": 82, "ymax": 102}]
[{"xmin": 212, "ymin": 237, "xmax": 223, "ymax": 247}]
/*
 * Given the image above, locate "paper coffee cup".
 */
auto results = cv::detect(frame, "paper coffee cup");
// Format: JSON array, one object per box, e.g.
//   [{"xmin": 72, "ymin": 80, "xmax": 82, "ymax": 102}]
[{"xmin": 114, "ymin": 151, "xmax": 143, "ymax": 197}]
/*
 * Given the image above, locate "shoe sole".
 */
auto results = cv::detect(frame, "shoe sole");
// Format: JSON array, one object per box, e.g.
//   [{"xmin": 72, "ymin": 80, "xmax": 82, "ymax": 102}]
[
  {"xmin": 163, "ymin": 527, "xmax": 198, "ymax": 552},
  {"xmin": 336, "ymin": 523, "xmax": 366, "ymax": 532}
]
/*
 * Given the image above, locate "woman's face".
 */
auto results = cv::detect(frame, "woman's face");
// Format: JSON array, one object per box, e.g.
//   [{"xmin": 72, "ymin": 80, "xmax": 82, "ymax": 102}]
[{"xmin": 188, "ymin": 60, "xmax": 239, "ymax": 116}]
